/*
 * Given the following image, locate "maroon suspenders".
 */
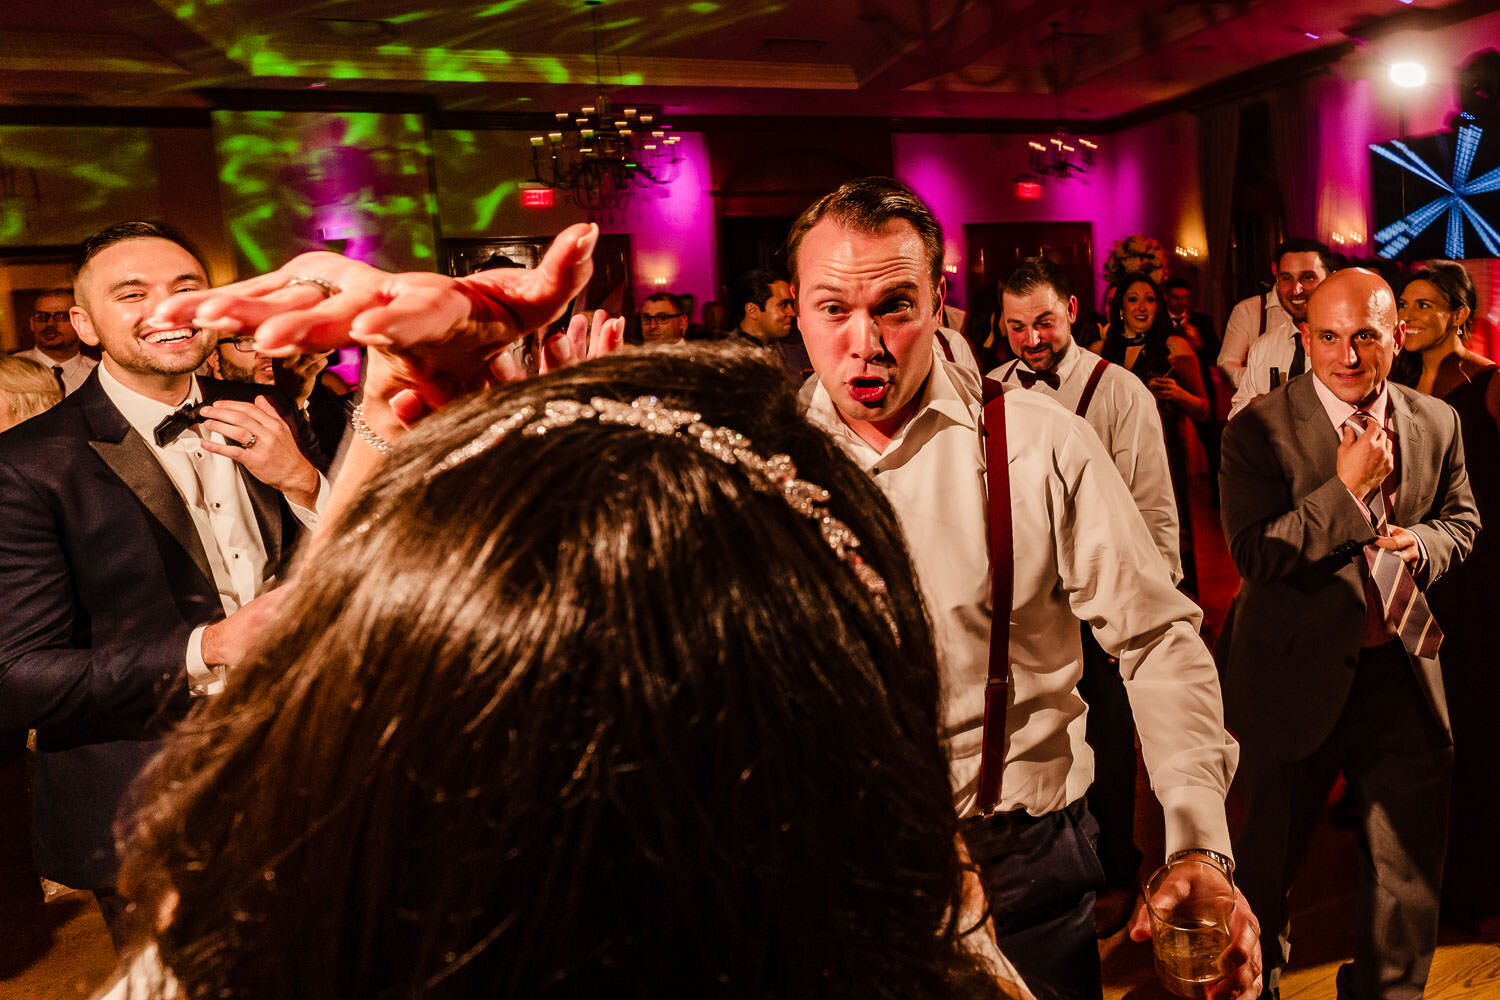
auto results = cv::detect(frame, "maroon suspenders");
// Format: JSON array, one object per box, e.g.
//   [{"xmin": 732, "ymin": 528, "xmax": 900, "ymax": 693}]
[
  {"xmin": 1075, "ymin": 357, "xmax": 1109, "ymax": 420},
  {"xmin": 1003, "ymin": 356, "xmax": 1111, "ymax": 419},
  {"xmin": 937, "ymin": 331, "xmax": 957, "ymax": 364},
  {"xmin": 976, "ymin": 377, "xmax": 1013, "ymax": 814}
]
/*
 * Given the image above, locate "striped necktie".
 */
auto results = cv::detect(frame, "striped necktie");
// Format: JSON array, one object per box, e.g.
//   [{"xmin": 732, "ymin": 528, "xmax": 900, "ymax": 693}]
[{"xmin": 1346, "ymin": 411, "xmax": 1442, "ymax": 659}]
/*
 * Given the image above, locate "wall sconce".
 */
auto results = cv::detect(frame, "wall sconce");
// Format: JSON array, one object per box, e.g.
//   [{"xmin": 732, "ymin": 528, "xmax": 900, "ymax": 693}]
[
  {"xmin": 652, "ymin": 276, "xmax": 668, "ymax": 288},
  {"xmin": 1329, "ymin": 231, "xmax": 1366, "ymax": 246},
  {"xmin": 943, "ymin": 263, "xmax": 960, "ymax": 275},
  {"xmin": 1174, "ymin": 245, "xmax": 1201, "ymax": 260}
]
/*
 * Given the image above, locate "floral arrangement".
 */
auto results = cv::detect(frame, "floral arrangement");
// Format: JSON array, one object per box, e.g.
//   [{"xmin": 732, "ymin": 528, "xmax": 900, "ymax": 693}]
[{"xmin": 1104, "ymin": 234, "xmax": 1167, "ymax": 286}]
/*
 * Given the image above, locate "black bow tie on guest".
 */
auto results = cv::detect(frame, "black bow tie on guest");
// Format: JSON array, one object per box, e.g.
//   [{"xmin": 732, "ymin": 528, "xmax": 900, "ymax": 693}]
[
  {"xmin": 1016, "ymin": 368, "xmax": 1060, "ymax": 390},
  {"xmin": 153, "ymin": 401, "xmax": 208, "ymax": 447}
]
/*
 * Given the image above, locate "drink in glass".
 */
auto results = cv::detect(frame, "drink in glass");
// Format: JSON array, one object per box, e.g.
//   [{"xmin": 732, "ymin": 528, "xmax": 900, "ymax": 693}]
[{"xmin": 1143, "ymin": 857, "xmax": 1235, "ymax": 998}]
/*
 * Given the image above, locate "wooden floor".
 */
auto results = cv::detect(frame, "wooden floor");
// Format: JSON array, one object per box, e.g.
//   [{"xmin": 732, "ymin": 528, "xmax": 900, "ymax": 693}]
[{"xmin": 5, "ymin": 472, "xmax": 1499, "ymax": 1000}]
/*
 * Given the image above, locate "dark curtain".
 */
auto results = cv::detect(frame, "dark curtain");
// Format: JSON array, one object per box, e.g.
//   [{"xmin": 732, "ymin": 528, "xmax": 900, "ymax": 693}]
[
  {"xmin": 1269, "ymin": 75, "xmax": 1325, "ymax": 241},
  {"xmin": 1196, "ymin": 102, "xmax": 1243, "ymax": 328}
]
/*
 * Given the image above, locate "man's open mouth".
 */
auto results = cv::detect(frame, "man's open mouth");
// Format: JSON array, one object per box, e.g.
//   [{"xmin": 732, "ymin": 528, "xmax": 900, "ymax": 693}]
[{"xmin": 849, "ymin": 376, "xmax": 889, "ymax": 405}]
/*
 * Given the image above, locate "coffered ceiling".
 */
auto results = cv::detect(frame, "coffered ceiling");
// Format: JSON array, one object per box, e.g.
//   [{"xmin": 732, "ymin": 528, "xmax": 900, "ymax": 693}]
[{"xmin": 0, "ymin": 0, "xmax": 1490, "ymax": 125}]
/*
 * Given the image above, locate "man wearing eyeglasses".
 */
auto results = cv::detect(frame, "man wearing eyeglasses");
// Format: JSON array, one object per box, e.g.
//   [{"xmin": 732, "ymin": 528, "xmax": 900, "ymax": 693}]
[
  {"xmin": 207, "ymin": 334, "xmax": 342, "ymax": 468},
  {"xmin": 14, "ymin": 288, "xmax": 96, "ymax": 395},
  {"xmin": 639, "ymin": 293, "xmax": 689, "ymax": 344}
]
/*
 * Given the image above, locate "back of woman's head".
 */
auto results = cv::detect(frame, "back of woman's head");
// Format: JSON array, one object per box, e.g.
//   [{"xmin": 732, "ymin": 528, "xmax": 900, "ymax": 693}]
[
  {"xmin": 121, "ymin": 344, "xmax": 997, "ymax": 999},
  {"xmin": 0, "ymin": 355, "xmax": 63, "ymax": 430}
]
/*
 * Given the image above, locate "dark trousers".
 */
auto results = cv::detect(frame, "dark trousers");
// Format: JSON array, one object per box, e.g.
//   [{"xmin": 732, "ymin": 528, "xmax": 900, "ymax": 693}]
[
  {"xmin": 961, "ymin": 798, "xmax": 1106, "ymax": 1000},
  {"xmin": 1078, "ymin": 624, "xmax": 1143, "ymax": 889},
  {"xmin": 1233, "ymin": 643, "xmax": 1452, "ymax": 1000}
]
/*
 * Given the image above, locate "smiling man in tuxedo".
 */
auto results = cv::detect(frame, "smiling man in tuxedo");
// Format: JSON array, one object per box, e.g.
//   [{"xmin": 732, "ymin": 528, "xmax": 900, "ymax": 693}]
[{"xmin": 0, "ymin": 220, "xmax": 325, "ymax": 943}]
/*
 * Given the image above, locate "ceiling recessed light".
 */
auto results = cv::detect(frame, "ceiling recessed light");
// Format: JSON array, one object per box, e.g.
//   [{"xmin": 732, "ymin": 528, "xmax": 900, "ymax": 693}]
[
  {"xmin": 1304, "ymin": 31, "xmax": 1321, "ymax": 40},
  {"xmin": 1390, "ymin": 61, "xmax": 1426, "ymax": 87}
]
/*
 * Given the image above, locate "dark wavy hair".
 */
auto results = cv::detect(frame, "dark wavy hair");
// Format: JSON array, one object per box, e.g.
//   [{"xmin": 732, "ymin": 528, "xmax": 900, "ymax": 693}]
[
  {"xmin": 1404, "ymin": 260, "xmax": 1477, "ymax": 340},
  {"xmin": 1102, "ymin": 272, "xmax": 1175, "ymax": 378},
  {"xmin": 117, "ymin": 344, "xmax": 1009, "ymax": 999}
]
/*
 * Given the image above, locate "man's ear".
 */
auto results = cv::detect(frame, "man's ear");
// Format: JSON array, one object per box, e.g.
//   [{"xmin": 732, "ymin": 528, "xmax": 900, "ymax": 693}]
[
  {"xmin": 1391, "ymin": 319, "xmax": 1407, "ymax": 353},
  {"xmin": 205, "ymin": 351, "xmax": 222, "ymax": 378},
  {"xmin": 1299, "ymin": 321, "xmax": 1312, "ymax": 354},
  {"xmin": 1066, "ymin": 295, "xmax": 1079, "ymax": 325},
  {"xmin": 934, "ymin": 275, "xmax": 947, "ymax": 317},
  {"xmin": 69, "ymin": 306, "xmax": 99, "ymax": 348}
]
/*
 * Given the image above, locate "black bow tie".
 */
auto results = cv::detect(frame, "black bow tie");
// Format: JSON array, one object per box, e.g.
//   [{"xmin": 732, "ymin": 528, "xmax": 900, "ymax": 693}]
[
  {"xmin": 153, "ymin": 401, "xmax": 207, "ymax": 447},
  {"xmin": 1016, "ymin": 368, "xmax": 1060, "ymax": 390}
]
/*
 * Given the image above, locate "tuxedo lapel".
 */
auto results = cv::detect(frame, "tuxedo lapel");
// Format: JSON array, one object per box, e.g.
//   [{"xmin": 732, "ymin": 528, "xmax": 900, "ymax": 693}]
[{"xmin": 78, "ymin": 379, "xmax": 216, "ymax": 592}]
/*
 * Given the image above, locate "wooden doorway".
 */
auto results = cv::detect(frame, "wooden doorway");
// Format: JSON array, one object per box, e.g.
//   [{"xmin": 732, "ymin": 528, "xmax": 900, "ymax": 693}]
[{"xmin": 964, "ymin": 222, "xmax": 1096, "ymax": 315}]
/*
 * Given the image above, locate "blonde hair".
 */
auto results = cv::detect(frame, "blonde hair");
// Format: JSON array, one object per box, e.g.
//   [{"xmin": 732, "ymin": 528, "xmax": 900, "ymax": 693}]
[{"xmin": 0, "ymin": 355, "xmax": 63, "ymax": 429}]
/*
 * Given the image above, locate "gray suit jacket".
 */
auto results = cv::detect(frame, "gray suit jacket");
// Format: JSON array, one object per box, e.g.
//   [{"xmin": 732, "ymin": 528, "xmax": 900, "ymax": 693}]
[{"xmin": 1218, "ymin": 375, "xmax": 1479, "ymax": 762}]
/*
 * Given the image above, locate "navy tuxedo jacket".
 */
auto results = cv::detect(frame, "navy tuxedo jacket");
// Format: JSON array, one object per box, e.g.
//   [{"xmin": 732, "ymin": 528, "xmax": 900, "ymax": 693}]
[{"xmin": 0, "ymin": 371, "xmax": 313, "ymax": 887}]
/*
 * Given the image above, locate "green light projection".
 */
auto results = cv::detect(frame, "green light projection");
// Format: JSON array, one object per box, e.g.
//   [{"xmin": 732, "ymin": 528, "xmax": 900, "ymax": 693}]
[
  {"xmin": 0, "ymin": 127, "xmax": 154, "ymax": 244},
  {"xmin": 211, "ymin": 111, "xmax": 437, "ymax": 274},
  {"xmin": 432, "ymin": 129, "xmax": 588, "ymax": 238}
]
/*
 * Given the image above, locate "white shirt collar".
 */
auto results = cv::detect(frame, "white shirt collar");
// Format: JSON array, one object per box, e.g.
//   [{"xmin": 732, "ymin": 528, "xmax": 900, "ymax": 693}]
[
  {"xmin": 1310, "ymin": 372, "xmax": 1390, "ymax": 434},
  {"xmin": 807, "ymin": 354, "xmax": 976, "ymax": 461},
  {"xmin": 97, "ymin": 363, "xmax": 201, "ymax": 444}
]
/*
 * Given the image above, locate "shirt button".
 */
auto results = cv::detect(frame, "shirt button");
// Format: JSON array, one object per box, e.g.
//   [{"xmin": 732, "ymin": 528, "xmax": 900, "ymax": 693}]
[
  {"xmin": 233, "ymin": 553, "xmax": 240, "ymax": 559},
  {"xmin": 195, "ymin": 451, "xmax": 204, "ymax": 459},
  {"xmin": 213, "ymin": 502, "xmax": 221, "ymax": 509}
]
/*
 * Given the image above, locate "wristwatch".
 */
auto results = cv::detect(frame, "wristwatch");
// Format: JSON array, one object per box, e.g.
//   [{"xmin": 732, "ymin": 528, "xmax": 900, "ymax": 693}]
[{"xmin": 1167, "ymin": 848, "xmax": 1235, "ymax": 876}]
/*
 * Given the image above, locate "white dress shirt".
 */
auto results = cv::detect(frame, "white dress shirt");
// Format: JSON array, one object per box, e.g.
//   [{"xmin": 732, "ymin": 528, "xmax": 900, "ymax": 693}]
[
  {"xmin": 935, "ymin": 325, "xmax": 979, "ymax": 375},
  {"xmin": 98, "ymin": 365, "xmax": 321, "ymax": 691},
  {"xmin": 1228, "ymin": 328, "xmax": 1305, "ymax": 418},
  {"xmin": 15, "ymin": 347, "xmax": 96, "ymax": 395},
  {"xmin": 1218, "ymin": 292, "xmax": 1298, "ymax": 388},
  {"xmin": 991, "ymin": 344, "xmax": 1182, "ymax": 582},
  {"xmin": 805, "ymin": 357, "xmax": 1237, "ymax": 856}
]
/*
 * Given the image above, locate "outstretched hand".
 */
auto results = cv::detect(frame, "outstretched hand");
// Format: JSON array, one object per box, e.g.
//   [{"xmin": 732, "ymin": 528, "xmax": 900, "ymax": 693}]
[{"xmin": 152, "ymin": 223, "xmax": 600, "ymax": 428}]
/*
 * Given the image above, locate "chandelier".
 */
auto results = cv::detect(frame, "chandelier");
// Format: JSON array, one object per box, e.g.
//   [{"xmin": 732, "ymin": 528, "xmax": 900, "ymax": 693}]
[
  {"xmin": 1027, "ymin": 127, "xmax": 1098, "ymax": 180},
  {"xmin": 1022, "ymin": 22, "xmax": 1099, "ymax": 186},
  {"xmin": 530, "ymin": 2, "xmax": 681, "ymax": 211}
]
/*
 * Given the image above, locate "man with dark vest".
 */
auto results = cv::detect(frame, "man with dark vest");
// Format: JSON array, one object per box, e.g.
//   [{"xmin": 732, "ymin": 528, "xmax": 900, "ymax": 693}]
[
  {"xmin": 0, "ymin": 220, "xmax": 326, "ymax": 944},
  {"xmin": 993, "ymin": 256, "xmax": 1183, "ymax": 934},
  {"xmin": 1220, "ymin": 268, "xmax": 1478, "ymax": 1000},
  {"xmin": 793, "ymin": 177, "xmax": 1258, "ymax": 1000}
]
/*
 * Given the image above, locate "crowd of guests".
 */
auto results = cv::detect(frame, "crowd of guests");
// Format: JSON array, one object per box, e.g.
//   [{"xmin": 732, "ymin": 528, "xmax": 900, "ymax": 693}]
[{"xmin": 0, "ymin": 177, "xmax": 1492, "ymax": 1000}]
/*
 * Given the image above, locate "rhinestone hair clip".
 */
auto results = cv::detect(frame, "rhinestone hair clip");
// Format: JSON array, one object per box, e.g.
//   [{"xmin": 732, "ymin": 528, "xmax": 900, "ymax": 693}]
[{"xmin": 425, "ymin": 394, "xmax": 897, "ymax": 635}]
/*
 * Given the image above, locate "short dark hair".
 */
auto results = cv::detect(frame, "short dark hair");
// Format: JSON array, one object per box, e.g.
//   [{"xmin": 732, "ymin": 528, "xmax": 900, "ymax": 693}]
[
  {"xmin": 786, "ymin": 177, "xmax": 944, "ymax": 293},
  {"xmin": 727, "ymin": 269, "xmax": 784, "ymax": 327},
  {"xmin": 1001, "ymin": 256, "xmax": 1072, "ymax": 303},
  {"xmin": 1163, "ymin": 277, "xmax": 1192, "ymax": 294},
  {"xmin": 1273, "ymin": 238, "xmax": 1336, "ymax": 276},
  {"xmin": 74, "ymin": 219, "xmax": 208, "ymax": 278},
  {"xmin": 641, "ymin": 292, "xmax": 680, "ymax": 312},
  {"xmin": 1404, "ymin": 260, "xmax": 1478, "ymax": 339}
]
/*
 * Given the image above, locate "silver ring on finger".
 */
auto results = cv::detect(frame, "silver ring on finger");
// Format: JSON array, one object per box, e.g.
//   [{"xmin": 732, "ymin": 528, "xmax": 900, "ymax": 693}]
[
  {"xmin": 284, "ymin": 274, "xmax": 339, "ymax": 298},
  {"xmin": 245, "ymin": 433, "xmax": 258, "ymax": 449}
]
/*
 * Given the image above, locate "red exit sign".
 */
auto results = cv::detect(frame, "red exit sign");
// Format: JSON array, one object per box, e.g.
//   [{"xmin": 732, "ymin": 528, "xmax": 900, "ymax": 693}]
[{"xmin": 521, "ymin": 187, "xmax": 554, "ymax": 208}]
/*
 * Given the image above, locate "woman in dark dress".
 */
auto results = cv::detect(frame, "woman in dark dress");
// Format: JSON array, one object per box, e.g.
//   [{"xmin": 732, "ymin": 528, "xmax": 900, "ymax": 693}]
[
  {"xmin": 1397, "ymin": 261, "xmax": 1500, "ymax": 928},
  {"xmin": 1096, "ymin": 273, "xmax": 1211, "ymax": 596}
]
